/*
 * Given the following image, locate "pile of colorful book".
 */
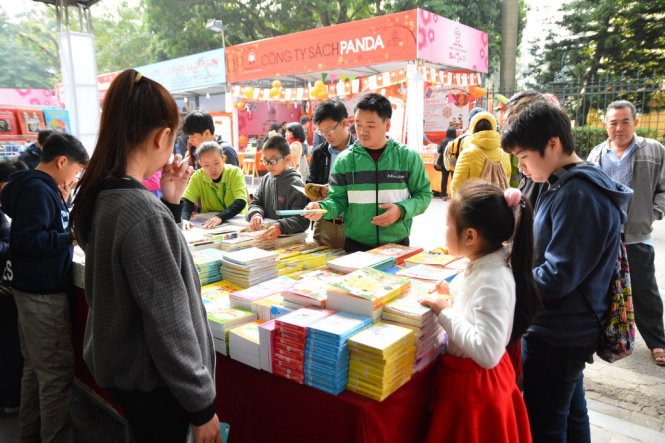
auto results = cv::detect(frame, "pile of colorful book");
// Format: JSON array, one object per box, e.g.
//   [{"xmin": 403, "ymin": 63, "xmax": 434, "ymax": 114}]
[
  {"xmin": 327, "ymin": 267, "xmax": 411, "ymax": 320},
  {"xmin": 239, "ymin": 230, "xmax": 308, "ymax": 250},
  {"xmin": 191, "ymin": 248, "xmax": 226, "ymax": 285},
  {"xmin": 382, "ymin": 280, "xmax": 447, "ymax": 373},
  {"xmin": 200, "ymin": 280, "xmax": 241, "ymax": 305},
  {"xmin": 229, "ymin": 276, "xmax": 294, "ymax": 319},
  {"xmin": 281, "ymin": 269, "xmax": 344, "ymax": 309},
  {"xmin": 272, "ymin": 308, "xmax": 333, "ymax": 384},
  {"xmin": 206, "ymin": 304, "xmax": 257, "ymax": 355},
  {"xmin": 228, "ymin": 320, "xmax": 263, "ymax": 369},
  {"xmin": 304, "ymin": 312, "xmax": 373, "ymax": 395},
  {"xmin": 220, "ymin": 247, "xmax": 279, "ymax": 288},
  {"xmin": 277, "ymin": 245, "xmax": 344, "ymax": 277},
  {"xmin": 346, "ymin": 322, "xmax": 416, "ymax": 401}
]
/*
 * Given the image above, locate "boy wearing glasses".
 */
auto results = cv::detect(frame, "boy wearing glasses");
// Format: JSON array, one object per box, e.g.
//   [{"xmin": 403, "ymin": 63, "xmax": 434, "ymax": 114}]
[
  {"xmin": 305, "ymin": 93, "xmax": 432, "ymax": 252},
  {"xmin": 307, "ymin": 100, "xmax": 357, "ymax": 249},
  {"xmin": 246, "ymin": 136, "xmax": 310, "ymax": 240}
]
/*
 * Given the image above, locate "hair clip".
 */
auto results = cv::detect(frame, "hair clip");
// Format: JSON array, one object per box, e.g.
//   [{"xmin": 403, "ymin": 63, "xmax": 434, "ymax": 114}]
[
  {"xmin": 134, "ymin": 72, "xmax": 142, "ymax": 83},
  {"xmin": 503, "ymin": 188, "xmax": 522, "ymax": 208}
]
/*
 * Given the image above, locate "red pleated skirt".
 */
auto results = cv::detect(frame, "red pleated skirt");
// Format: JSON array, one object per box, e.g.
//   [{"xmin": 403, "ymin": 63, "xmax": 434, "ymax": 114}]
[{"xmin": 425, "ymin": 352, "xmax": 532, "ymax": 443}]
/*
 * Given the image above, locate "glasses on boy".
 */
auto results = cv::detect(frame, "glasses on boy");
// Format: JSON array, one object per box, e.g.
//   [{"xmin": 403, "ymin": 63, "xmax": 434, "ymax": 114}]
[{"xmin": 260, "ymin": 155, "xmax": 286, "ymax": 166}]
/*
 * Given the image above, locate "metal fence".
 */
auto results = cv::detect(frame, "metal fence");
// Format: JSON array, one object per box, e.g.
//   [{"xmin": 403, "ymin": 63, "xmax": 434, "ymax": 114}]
[{"xmin": 485, "ymin": 77, "xmax": 665, "ymax": 157}]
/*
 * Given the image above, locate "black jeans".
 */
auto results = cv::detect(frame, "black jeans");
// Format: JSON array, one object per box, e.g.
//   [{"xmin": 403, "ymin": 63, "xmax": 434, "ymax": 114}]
[
  {"xmin": 107, "ymin": 387, "xmax": 190, "ymax": 443},
  {"xmin": 0, "ymin": 293, "xmax": 22, "ymax": 408},
  {"xmin": 522, "ymin": 335, "xmax": 594, "ymax": 443},
  {"xmin": 626, "ymin": 242, "xmax": 665, "ymax": 349}
]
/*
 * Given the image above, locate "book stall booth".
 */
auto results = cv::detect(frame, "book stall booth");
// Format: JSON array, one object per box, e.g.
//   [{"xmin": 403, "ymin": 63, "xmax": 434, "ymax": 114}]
[
  {"xmin": 224, "ymin": 8, "xmax": 489, "ymax": 193},
  {"xmin": 69, "ymin": 9, "xmax": 487, "ymax": 443},
  {"xmin": 0, "ymin": 88, "xmax": 71, "ymax": 159}
]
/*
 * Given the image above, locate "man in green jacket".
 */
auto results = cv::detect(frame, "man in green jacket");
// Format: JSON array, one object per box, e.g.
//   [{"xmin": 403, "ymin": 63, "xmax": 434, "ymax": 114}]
[{"xmin": 305, "ymin": 93, "xmax": 432, "ymax": 252}]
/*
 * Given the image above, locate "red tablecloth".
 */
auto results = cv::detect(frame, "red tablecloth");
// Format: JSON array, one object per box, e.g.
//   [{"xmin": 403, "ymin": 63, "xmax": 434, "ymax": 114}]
[{"xmin": 72, "ymin": 287, "xmax": 436, "ymax": 443}]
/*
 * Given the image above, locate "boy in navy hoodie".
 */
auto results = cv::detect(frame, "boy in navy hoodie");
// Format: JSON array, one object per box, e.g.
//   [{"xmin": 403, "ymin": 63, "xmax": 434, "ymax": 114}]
[
  {"xmin": 501, "ymin": 99, "xmax": 632, "ymax": 442},
  {"xmin": 1, "ymin": 133, "xmax": 88, "ymax": 443}
]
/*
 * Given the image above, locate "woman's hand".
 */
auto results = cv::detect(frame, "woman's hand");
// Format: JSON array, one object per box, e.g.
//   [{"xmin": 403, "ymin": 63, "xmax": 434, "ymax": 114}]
[
  {"xmin": 419, "ymin": 295, "xmax": 452, "ymax": 315},
  {"xmin": 161, "ymin": 154, "xmax": 193, "ymax": 204},
  {"xmin": 192, "ymin": 414, "xmax": 221, "ymax": 443}
]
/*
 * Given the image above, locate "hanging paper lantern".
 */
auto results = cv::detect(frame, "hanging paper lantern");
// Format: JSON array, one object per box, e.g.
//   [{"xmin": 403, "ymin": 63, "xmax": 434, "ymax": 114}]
[
  {"xmin": 468, "ymin": 85, "xmax": 487, "ymax": 98},
  {"xmin": 272, "ymin": 79, "xmax": 282, "ymax": 89},
  {"xmin": 243, "ymin": 87, "xmax": 254, "ymax": 99},
  {"xmin": 270, "ymin": 87, "xmax": 280, "ymax": 98},
  {"xmin": 314, "ymin": 80, "xmax": 325, "ymax": 89},
  {"xmin": 234, "ymin": 101, "xmax": 245, "ymax": 110}
]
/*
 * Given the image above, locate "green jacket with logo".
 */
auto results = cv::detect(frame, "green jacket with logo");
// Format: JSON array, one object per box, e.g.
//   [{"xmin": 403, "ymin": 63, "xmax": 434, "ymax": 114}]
[{"xmin": 318, "ymin": 139, "xmax": 433, "ymax": 247}]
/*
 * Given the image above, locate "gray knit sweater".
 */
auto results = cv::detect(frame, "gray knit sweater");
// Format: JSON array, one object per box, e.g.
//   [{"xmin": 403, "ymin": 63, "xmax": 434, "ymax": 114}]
[{"xmin": 81, "ymin": 181, "xmax": 216, "ymax": 424}]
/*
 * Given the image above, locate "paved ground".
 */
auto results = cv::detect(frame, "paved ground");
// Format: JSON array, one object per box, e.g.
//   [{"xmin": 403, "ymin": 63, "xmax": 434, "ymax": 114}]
[{"xmin": 1, "ymin": 193, "xmax": 663, "ymax": 442}]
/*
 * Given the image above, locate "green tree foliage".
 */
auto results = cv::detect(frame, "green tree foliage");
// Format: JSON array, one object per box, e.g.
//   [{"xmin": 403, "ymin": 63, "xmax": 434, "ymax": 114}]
[
  {"xmin": 528, "ymin": 0, "xmax": 665, "ymax": 85},
  {"xmin": 93, "ymin": 1, "xmax": 153, "ymax": 73},
  {"xmin": 0, "ymin": 7, "xmax": 59, "ymax": 88}
]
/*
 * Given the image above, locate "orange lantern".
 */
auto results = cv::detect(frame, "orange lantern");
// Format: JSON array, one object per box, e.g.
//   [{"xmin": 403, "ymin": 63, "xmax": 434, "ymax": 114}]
[
  {"xmin": 272, "ymin": 79, "xmax": 282, "ymax": 89},
  {"xmin": 269, "ymin": 87, "xmax": 280, "ymax": 98},
  {"xmin": 243, "ymin": 87, "xmax": 254, "ymax": 99}
]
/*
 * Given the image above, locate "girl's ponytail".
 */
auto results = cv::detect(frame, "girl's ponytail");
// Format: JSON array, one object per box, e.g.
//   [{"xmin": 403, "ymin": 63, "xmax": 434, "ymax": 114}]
[{"xmin": 509, "ymin": 196, "xmax": 541, "ymax": 342}]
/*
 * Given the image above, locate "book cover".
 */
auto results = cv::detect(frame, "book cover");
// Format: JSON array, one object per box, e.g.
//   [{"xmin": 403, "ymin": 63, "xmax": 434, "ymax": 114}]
[
  {"xmin": 395, "ymin": 264, "xmax": 459, "ymax": 281},
  {"xmin": 405, "ymin": 251, "xmax": 460, "ymax": 266},
  {"xmin": 275, "ymin": 307, "xmax": 335, "ymax": 332},
  {"xmin": 223, "ymin": 247, "xmax": 279, "ymax": 266},
  {"xmin": 201, "ymin": 280, "xmax": 242, "ymax": 303},
  {"xmin": 367, "ymin": 243, "xmax": 424, "ymax": 264},
  {"xmin": 347, "ymin": 322, "xmax": 415, "ymax": 357},
  {"xmin": 327, "ymin": 251, "xmax": 396, "ymax": 274}
]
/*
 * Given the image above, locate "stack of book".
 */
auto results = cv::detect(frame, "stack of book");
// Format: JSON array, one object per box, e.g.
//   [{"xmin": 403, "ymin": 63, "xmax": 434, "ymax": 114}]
[
  {"xmin": 327, "ymin": 251, "xmax": 396, "ymax": 274},
  {"xmin": 216, "ymin": 236, "xmax": 256, "ymax": 251},
  {"xmin": 220, "ymin": 247, "xmax": 279, "ymax": 288},
  {"xmin": 200, "ymin": 280, "xmax": 242, "ymax": 305},
  {"xmin": 191, "ymin": 248, "xmax": 226, "ymax": 285},
  {"xmin": 327, "ymin": 267, "xmax": 411, "ymax": 320},
  {"xmin": 346, "ymin": 322, "xmax": 416, "ymax": 401},
  {"xmin": 281, "ymin": 269, "xmax": 344, "ymax": 309},
  {"xmin": 206, "ymin": 304, "xmax": 257, "ymax": 355},
  {"xmin": 239, "ymin": 230, "xmax": 308, "ymax": 250},
  {"xmin": 228, "ymin": 320, "xmax": 263, "ymax": 369},
  {"xmin": 304, "ymin": 312, "xmax": 373, "ymax": 395},
  {"xmin": 367, "ymin": 243, "xmax": 424, "ymax": 264},
  {"xmin": 259, "ymin": 319, "xmax": 277, "ymax": 373},
  {"xmin": 251, "ymin": 293, "xmax": 285, "ymax": 320},
  {"xmin": 272, "ymin": 308, "xmax": 334, "ymax": 384},
  {"xmin": 229, "ymin": 276, "xmax": 294, "ymax": 311},
  {"xmin": 381, "ymin": 280, "xmax": 447, "ymax": 373},
  {"xmin": 277, "ymin": 246, "xmax": 344, "ymax": 277}
]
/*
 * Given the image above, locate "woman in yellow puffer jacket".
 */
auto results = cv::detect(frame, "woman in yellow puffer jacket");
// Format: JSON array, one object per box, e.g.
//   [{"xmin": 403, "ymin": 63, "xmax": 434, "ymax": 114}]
[{"xmin": 450, "ymin": 111, "xmax": 511, "ymax": 195}]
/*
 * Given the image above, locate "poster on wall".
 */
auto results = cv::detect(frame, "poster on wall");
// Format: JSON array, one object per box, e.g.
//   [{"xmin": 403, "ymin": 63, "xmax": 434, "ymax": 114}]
[
  {"xmin": 16, "ymin": 109, "xmax": 46, "ymax": 140},
  {"xmin": 424, "ymin": 91, "xmax": 471, "ymax": 133},
  {"xmin": 0, "ymin": 108, "xmax": 19, "ymax": 136},
  {"xmin": 210, "ymin": 112, "xmax": 234, "ymax": 146},
  {"xmin": 237, "ymin": 102, "xmax": 301, "ymax": 139},
  {"xmin": 43, "ymin": 108, "xmax": 72, "ymax": 133}
]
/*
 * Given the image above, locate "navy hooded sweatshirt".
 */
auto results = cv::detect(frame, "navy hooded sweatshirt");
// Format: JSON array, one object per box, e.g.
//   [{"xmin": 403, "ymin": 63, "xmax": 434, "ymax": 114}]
[
  {"xmin": 0, "ymin": 169, "xmax": 72, "ymax": 294},
  {"xmin": 528, "ymin": 164, "xmax": 632, "ymax": 348}
]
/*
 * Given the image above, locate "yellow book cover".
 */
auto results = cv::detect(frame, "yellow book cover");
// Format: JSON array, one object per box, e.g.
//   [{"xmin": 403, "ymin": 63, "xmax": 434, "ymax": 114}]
[
  {"xmin": 348, "ymin": 322, "xmax": 415, "ymax": 357},
  {"xmin": 201, "ymin": 280, "xmax": 242, "ymax": 303}
]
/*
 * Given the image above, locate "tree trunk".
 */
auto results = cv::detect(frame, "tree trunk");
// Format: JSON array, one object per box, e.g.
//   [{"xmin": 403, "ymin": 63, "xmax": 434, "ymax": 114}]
[{"xmin": 500, "ymin": 0, "xmax": 518, "ymax": 94}]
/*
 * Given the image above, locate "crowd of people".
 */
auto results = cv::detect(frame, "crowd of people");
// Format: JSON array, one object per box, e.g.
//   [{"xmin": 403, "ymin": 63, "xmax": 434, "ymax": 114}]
[{"xmin": 0, "ymin": 67, "xmax": 663, "ymax": 443}]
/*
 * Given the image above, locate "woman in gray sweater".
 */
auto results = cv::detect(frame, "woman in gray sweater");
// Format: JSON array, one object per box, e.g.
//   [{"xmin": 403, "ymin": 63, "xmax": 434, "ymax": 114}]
[{"xmin": 71, "ymin": 70, "xmax": 220, "ymax": 443}]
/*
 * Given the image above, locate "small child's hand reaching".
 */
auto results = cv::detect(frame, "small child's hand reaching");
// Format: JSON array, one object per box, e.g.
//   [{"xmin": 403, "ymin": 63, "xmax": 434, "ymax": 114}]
[
  {"xmin": 419, "ymin": 295, "xmax": 452, "ymax": 315},
  {"xmin": 431, "ymin": 280, "xmax": 450, "ymax": 294}
]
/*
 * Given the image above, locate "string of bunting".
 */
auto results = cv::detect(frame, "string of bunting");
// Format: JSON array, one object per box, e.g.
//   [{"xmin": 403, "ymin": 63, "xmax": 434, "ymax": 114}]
[{"xmin": 231, "ymin": 66, "xmax": 483, "ymax": 104}]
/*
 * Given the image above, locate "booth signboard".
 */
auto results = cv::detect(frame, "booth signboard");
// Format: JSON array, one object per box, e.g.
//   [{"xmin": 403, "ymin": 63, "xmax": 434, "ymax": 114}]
[
  {"xmin": 43, "ymin": 108, "xmax": 72, "ymax": 133},
  {"xmin": 225, "ymin": 8, "xmax": 488, "ymax": 84},
  {"xmin": 0, "ymin": 88, "xmax": 60, "ymax": 108},
  {"xmin": 135, "ymin": 48, "xmax": 227, "ymax": 94}
]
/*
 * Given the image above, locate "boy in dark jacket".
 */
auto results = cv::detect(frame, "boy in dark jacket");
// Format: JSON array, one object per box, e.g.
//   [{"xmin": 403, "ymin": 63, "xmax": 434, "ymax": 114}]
[
  {"xmin": 246, "ymin": 136, "xmax": 310, "ymax": 239},
  {"xmin": 0, "ymin": 159, "xmax": 27, "ymax": 415},
  {"xmin": 18, "ymin": 129, "xmax": 54, "ymax": 170},
  {"xmin": 1, "ymin": 133, "xmax": 88, "ymax": 443},
  {"xmin": 501, "ymin": 99, "xmax": 632, "ymax": 442}
]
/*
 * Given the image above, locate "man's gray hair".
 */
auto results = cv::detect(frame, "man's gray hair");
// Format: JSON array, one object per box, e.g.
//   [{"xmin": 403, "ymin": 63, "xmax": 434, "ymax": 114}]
[{"xmin": 607, "ymin": 100, "xmax": 637, "ymax": 119}]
